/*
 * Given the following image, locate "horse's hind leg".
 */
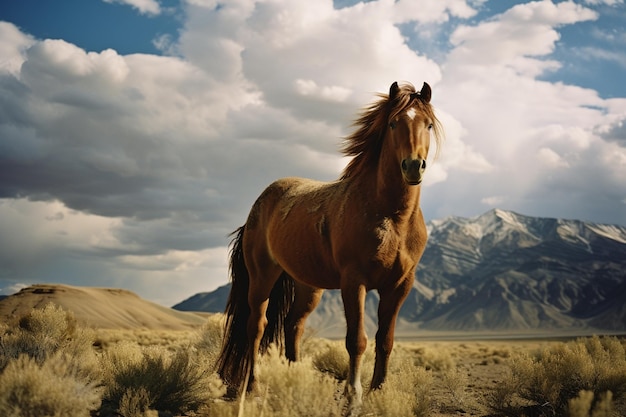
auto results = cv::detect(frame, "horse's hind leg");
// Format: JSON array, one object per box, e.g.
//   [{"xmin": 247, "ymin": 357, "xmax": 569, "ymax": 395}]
[
  {"xmin": 245, "ymin": 258, "xmax": 283, "ymax": 392},
  {"xmin": 285, "ymin": 281, "xmax": 323, "ymax": 362}
]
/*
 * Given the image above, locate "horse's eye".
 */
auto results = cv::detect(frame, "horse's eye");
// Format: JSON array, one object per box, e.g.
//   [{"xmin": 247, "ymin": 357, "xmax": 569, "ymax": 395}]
[
  {"xmin": 389, "ymin": 121, "xmax": 397, "ymax": 130},
  {"xmin": 428, "ymin": 123, "xmax": 433, "ymax": 130}
]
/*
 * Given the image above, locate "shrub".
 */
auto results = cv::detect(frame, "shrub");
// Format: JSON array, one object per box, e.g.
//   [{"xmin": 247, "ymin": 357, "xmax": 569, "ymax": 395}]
[
  {"xmin": 193, "ymin": 313, "xmax": 224, "ymax": 366},
  {"xmin": 489, "ymin": 336, "xmax": 626, "ymax": 416},
  {"xmin": 117, "ymin": 387, "xmax": 159, "ymax": 417},
  {"xmin": 0, "ymin": 304, "xmax": 94, "ymax": 372},
  {"xmin": 411, "ymin": 344, "xmax": 455, "ymax": 371},
  {"xmin": 568, "ymin": 390, "xmax": 614, "ymax": 417},
  {"xmin": 0, "ymin": 354, "xmax": 101, "ymax": 417},
  {"xmin": 441, "ymin": 366, "xmax": 469, "ymax": 409},
  {"xmin": 362, "ymin": 358, "xmax": 433, "ymax": 417},
  {"xmin": 254, "ymin": 346, "xmax": 344, "ymax": 417},
  {"xmin": 312, "ymin": 340, "xmax": 350, "ymax": 381},
  {"xmin": 0, "ymin": 303, "xmax": 103, "ymax": 417},
  {"xmin": 101, "ymin": 343, "xmax": 224, "ymax": 416}
]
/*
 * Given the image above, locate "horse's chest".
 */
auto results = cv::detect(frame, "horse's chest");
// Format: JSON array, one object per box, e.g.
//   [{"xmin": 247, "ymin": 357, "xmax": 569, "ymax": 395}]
[{"xmin": 373, "ymin": 218, "xmax": 421, "ymax": 270}]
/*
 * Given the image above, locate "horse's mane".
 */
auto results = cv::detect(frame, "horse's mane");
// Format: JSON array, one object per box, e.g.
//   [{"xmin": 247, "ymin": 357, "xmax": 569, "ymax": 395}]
[{"xmin": 340, "ymin": 82, "xmax": 443, "ymax": 180}]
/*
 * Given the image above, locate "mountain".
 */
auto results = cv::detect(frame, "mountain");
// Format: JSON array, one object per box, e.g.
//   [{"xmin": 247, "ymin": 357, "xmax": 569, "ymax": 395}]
[
  {"xmin": 174, "ymin": 284, "xmax": 230, "ymax": 313},
  {"xmin": 174, "ymin": 209, "xmax": 626, "ymax": 337},
  {"xmin": 0, "ymin": 284, "xmax": 207, "ymax": 330}
]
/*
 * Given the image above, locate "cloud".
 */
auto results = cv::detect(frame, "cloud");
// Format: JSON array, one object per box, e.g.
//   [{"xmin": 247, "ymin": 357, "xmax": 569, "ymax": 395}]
[
  {"xmin": 102, "ymin": 0, "xmax": 162, "ymax": 15},
  {"xmin": 0, "ymin": 22, "xmax": 35, "ymax": 75},
  {"xmin": 583, "ymin": 0, "xmax": 624, "ymax": 5},
  {"xmin": 598, "ymin": 117, "xmax": 626, "ymax": 145},
  {"xmin": 577, "ymin": 46, "xmax": 626, "ymax": 69},
  {"xmin": 421, "ymin": 0, "xmax": 626, "ymax": 223},
  {"xmin": 481, "ymin": 196, "xmax": 504, "ymax": 207},
  {"xmin": 447, "ymin": 0, "xmax": 597, "ymax": 75},
  {"xmin": 0, "ymin": 197, "xmax": 228, "ymax": 305},
  {"xmin": 1, "ymin": 1, "xmax": 626, "ymax": 304},
  {"xmin": 0, "ymin": 0, "xmax": 454, "ymax": 303}
]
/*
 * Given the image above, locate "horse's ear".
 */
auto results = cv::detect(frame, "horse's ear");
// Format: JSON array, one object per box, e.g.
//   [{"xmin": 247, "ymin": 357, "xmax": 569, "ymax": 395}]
[
  {"xmin": 389, "ymin": 81, "xmax": 400, "ymax": 100},
  {"xmin": 419, "ymin": 82, "xmax": 432, "ymax": 103}
]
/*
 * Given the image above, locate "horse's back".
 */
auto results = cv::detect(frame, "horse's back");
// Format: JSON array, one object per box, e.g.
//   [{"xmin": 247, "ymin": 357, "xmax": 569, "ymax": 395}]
[{"xmin": 245, "ymin": 177, "xmax": 344, "ymax": 289}]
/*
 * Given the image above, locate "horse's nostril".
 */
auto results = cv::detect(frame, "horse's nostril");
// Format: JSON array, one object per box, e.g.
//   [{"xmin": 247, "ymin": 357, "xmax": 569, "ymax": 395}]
[
  {"xmin": 421, "ymin": 160, "xmax": 427, "ymax": 170},
  {"xmin": 401, "ymin": 159, "xmax": 408, "ymax": 171}
]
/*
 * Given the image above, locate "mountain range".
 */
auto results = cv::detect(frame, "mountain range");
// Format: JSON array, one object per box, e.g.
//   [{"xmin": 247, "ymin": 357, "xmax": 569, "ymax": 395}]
[{"xmin": 174, "ymin": 209, "xmax": 626, "ymax": 337}]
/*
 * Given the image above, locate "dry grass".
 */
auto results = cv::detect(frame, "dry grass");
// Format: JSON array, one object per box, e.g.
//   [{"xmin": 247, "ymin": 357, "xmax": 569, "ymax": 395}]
[
  {"xmin": 489, "ymin": 336, "xmax": 626, "ymax": 417},
  {"xmin": 0, "ymin": 304, "xmax": 102, "ymax": 417},
  {"xmin": 1, "ymin": 304, "xmax": 625, "ymax": 417}
]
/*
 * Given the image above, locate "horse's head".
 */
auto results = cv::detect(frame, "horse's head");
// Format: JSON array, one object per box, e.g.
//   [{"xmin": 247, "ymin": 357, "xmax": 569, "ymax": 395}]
[{"xmin": 386, "ymin": 81, "xmax": 439, "ymax": 186}]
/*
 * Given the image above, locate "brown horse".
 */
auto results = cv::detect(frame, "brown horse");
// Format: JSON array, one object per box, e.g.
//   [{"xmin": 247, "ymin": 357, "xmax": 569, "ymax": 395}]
[{"xmin": 217, "ymin": 81, "xmax": 443, "ymax": 408}]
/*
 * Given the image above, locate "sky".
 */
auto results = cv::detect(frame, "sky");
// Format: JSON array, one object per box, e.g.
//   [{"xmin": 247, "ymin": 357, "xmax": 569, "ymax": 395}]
[{"xmin": 0, "ymin": 0, "xmax": 625, "ymax": 306}]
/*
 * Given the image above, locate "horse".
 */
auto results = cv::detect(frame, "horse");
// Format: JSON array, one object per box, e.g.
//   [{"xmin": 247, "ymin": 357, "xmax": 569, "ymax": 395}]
[{"xmin": 216, "ymin": 81, "xmax": 443, "ymax": 409}]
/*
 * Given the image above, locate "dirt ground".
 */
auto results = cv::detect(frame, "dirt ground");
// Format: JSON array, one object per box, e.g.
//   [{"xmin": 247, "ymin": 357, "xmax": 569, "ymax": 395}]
[
  {"xmin": 399, "ymin": 338, "xmax": 626, "ymax": 417},
  {"xmin": 404, "ymin": 340, "xmax": 562, "ymax": 417}
]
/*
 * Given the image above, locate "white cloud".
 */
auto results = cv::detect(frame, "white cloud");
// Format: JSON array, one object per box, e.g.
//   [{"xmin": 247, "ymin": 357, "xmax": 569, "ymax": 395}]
[
  {"xmin": 0, "ymin": 199, "xmax": 121, "ymax": 271},
  {"xmin": 102, "ymin": 0, "xmax": 162, "ymax": 15},
  {"xmin": 583, "ymin": 0, "xmax": 624, "ymax": 5},
  {"xmin": 537, "ymin": 147, "xmax": 569, "ymax": 168},
  {"xmin": 0, "ymin": 198, "xmax": 229, "ymax": 305},
  {"xmin": 481, "ymin": 196, "xmax": 505, "ymax": 206},
  {"xmin": 392, "ymin": 0, "xmax": 478, "ymax": 23},
  {"xmin": 576, "ymin": 46, "xmax": 626, "ymax": 69},
  {"xmin": 448, "ymin": 0, "xmax": 597, "ymax": 75},
  {"xmin": 178, "ymin": 0, "xmax": 442, "ymax": 124},
  {"xmin": 295, "ymin": 79, "xmax": 352, "ymax": 102},
  {"xmin": 421, "ymin": 0, "xmax": 625, "ymax": 223},
  {"xmin": 0, "ymin": 283, "xmax": 28, "ymax": 296},
  {"xmin": 0, "ymin": 22, "xmax": 35, "ymax": 75}
]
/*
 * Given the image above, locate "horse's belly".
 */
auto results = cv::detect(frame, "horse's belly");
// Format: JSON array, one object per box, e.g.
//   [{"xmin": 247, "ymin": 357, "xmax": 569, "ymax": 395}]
[
  {"xmin": 267, "ymin": 224, "xmax": 340, "ymax": 289},
  {"xmin": 272, "ymin": 245, "xmax": 340, "ymax": 289}
]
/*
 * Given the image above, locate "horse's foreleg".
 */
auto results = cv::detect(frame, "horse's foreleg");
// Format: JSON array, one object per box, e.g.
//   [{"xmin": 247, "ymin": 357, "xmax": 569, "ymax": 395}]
[
  {"xmin": 371, "ymin": 279, "xmax": 412, "ymax": 390},
  {"xmin": 285, "ymin": 282, "xmax": 324, "ymax": 362},
  {"xmin": 341, "ymin": 283, "xmax": 368, "ymax": 411}
]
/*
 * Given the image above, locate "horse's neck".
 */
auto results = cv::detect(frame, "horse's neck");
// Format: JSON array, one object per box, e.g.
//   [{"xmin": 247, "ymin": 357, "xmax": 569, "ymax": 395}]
[{"xmin": 365, "ymin": 157, "xmax": 422, "ymax": 220}]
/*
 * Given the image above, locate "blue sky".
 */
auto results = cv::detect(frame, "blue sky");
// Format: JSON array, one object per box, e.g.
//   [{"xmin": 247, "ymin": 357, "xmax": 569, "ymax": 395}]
[
  {"xmin": 3, "ymin": 0, "xmax": 625, "ymax": 96},
  {"xmin": 1, "ymin": 0, "xmax": 625, "ymax": 306},
  {"xmin": 0, "ymin": 0, "xmax": 181, "ymax": 55}
]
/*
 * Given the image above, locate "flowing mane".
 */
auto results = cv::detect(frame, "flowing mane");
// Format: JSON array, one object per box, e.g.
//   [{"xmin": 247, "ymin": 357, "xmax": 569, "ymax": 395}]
[{"xmin": 341, "ymin": 82, "xmax": 443, "ymax": 180}]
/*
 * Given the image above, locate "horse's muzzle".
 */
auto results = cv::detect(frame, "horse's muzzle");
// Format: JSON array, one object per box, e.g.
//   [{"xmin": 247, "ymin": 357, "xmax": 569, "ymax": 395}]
[{"xmin": 401, "ymin": 158, "xmax": 426, "ymax": 185}]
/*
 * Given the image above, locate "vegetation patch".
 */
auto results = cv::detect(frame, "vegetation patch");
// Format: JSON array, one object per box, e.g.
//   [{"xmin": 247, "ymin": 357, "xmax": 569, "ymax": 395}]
[
  {"xmin": 1, "ymin": 304, "xmax": 625, "ymax": 416},
  {"xmin": 489, "ymin": 336, "xmax": 626, "ymax": 417}
]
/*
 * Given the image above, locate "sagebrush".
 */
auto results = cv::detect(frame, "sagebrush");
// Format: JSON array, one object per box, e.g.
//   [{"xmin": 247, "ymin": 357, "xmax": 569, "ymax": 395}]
[
  {"xmin": 489, "ymin": 336, "xmax": 626, "ymax": 417},
  {"xmin": 0, "ymin": 304, "xmax": 101, "ymax": 417}
]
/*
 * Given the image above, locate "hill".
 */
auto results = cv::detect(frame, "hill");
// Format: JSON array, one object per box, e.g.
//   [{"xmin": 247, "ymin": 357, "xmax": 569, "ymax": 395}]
[
  {"xmin": 0, "ymin": 284, "xmax": 207, "ymax": 330},
  {"xmin": 174, "ymin": 209, "xmax": 626, "ymax": 337}
]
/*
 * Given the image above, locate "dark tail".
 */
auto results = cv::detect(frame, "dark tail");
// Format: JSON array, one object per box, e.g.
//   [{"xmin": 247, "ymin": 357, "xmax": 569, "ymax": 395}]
[{"xmin": 216, "ymin": 225, "xmax": 295, "ymax": 391}]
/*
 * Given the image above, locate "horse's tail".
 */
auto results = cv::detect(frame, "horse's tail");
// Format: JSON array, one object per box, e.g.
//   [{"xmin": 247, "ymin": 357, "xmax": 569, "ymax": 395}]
[
  {"xmin": 216, "ymin": 226, "xmax": 250, "ymax": 390},
  {"xmin": 216, "ymin": 225, "xmax": 294, "ymax": 391}
]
